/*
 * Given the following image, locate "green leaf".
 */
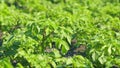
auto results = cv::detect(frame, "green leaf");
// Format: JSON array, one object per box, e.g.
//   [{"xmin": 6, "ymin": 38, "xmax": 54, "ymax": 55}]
[
  {"xmin": 60, "ymin": 40, "xmax": 70, "ymax": 55},
  {"xmin": 61, "ymin": 40, "xmax": 69, "ymax": 51},
  {"xmin": 108, "ymin": 45, "xmax": 112, "ymax": 55},
  {"xmin": 92, "ymin": 52, "xmax": 96, "ymax": 61},
  {"xmin": 49, "ymin": 61, "xmax": 56, "ymax": 68},
  {"xmin": 66, "ymin": 35, "xmax": 71, "ymax": 45},
  {"xmin": 66, "ymin": 57, "xmax": 73, "ymax": 65},
  {"xmin": 16, "ymin": 63, "xmax": 24, "ymax": 68},
  {"xmin": 53, "ymin": 49, "xmax": 61, "ymax": 58},
  {"xmin": 36, "ymin": 25, "xmax": 40, "ymax": 33},
  {"xmin": 98, "ymin": 53, "xmax": 106, "ymax": 64}
]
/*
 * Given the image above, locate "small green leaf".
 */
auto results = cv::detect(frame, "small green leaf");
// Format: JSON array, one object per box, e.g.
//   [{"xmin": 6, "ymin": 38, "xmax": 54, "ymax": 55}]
[
  {"xmin": 92, "ymin": 52, "xmax": 96, "ymax": 61},
  {"xmin": 62, "ymin": 40, "xmax": 69, "ymax": 50},
  {"xmin": 66, "ymin": 36, "xmax": 71, "ymax": 45},
  {"xmin": 108, "ymin": 45, "xmax": 112, "ymax": 55},
  {"xmin": 49, "ymin": 61, "xmax": 56, "ymax": 68},
  {"xmin": 53, "ymin": 49, "xmax": 61, "ymax": 58},
  {"xmin": 98, "ymin": 53, "xmax": 106, "ymax": 64},
  {"xmin": 66, "ymin": 57, "xmax": 73, "ymax": 65},
  {"xmin": 16, "ymin": 63, "xmax": 24, "ymax": 68}
]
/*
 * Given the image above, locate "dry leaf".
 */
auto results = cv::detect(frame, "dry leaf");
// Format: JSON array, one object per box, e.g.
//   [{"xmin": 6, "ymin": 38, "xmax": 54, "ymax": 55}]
[{"xmin": 74, "ymin": 45, "xmax": 86, "ymax": 53}]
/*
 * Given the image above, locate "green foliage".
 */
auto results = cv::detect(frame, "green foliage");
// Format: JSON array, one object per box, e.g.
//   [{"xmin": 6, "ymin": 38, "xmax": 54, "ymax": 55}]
[{"xmin": 0, "ymin": 0, "xmax": 120, "ymax": 68}]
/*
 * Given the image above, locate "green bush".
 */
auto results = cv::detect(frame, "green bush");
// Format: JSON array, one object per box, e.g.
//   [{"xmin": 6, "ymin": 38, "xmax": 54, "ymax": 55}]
[{"xmin": 0, "ymin": 0, "xmax": 120, "ymax": 68}]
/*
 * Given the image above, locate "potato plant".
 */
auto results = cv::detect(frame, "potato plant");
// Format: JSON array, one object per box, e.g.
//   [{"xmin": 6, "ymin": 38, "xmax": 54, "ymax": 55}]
[{"xmin": 0, "ymin": 0, "xmax": 120, "ymax": 68}]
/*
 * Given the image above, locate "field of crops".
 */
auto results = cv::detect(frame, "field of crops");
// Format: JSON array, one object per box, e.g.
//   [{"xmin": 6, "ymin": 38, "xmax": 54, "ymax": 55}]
[{"xmin": 0, "ymin": 0, "xmax": 120, "ymax": 68}]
